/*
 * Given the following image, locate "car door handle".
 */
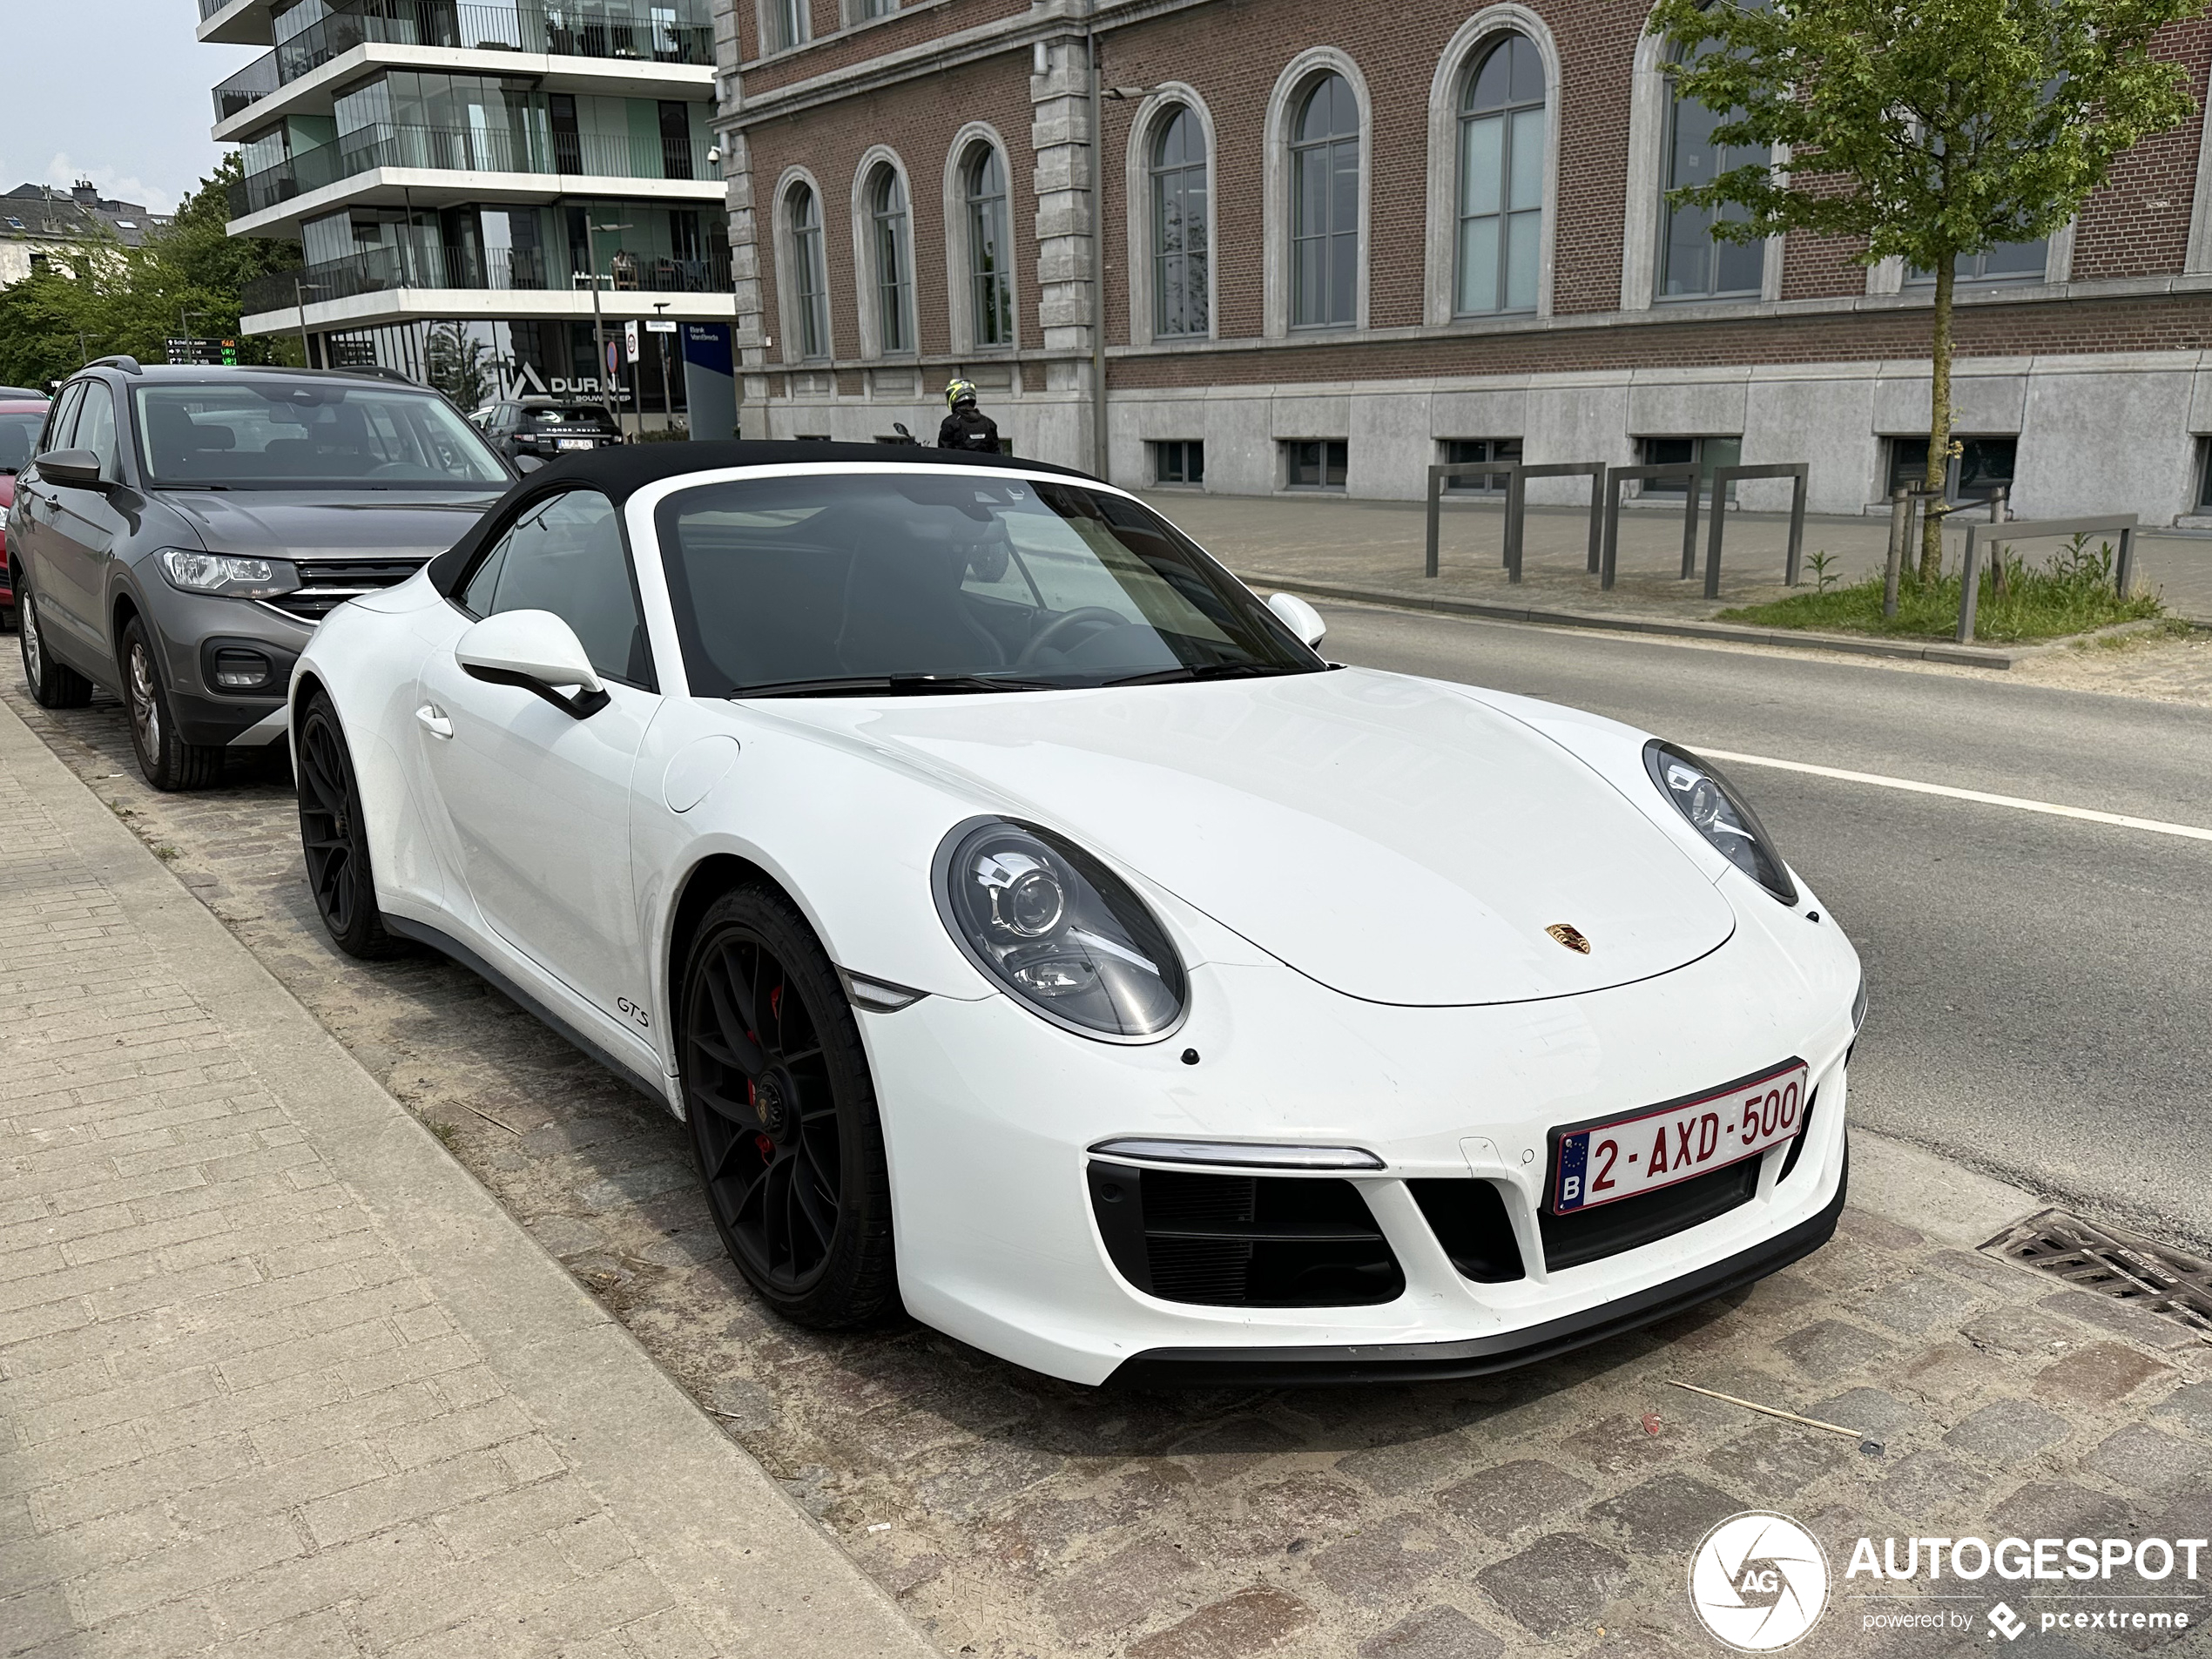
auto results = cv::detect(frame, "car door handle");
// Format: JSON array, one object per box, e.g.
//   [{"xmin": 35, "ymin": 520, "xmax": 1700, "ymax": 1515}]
[{"xmin": 415, "ymin": 704, "xmax": 453, "ymax": 739}]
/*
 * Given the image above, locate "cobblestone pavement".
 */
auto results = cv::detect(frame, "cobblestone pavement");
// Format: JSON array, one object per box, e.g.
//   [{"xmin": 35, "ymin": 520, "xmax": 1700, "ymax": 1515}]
[
  {"xmin": 5, "ymin": 672, "xmax": 2210, "ymax": 1659},
  {"xmin": 0, "ymin": 697, "xmax": 930, "ymax": 1657}
]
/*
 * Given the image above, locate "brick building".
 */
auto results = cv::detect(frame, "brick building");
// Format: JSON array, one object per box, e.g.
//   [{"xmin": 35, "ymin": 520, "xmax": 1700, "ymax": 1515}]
[{"xmin": 717, "ymin": 2, "xmax": 2212, "ymax": 523}]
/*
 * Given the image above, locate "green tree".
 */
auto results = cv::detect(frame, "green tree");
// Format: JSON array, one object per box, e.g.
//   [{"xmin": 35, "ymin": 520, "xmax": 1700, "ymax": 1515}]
[
  {"xmin": 1649, "ymin": 0, "xmax": 2205, "ymax": 580},
  {"xmin": 0, "ymin": 155, "xmax": 300, "ymax": 388},
  {"xmin": 423, "ymin": 320, "xmax": 500, "ymax": 411}
]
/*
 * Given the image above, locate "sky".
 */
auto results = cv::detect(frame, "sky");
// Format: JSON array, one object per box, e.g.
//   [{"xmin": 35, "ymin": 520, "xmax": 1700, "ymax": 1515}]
[{"xmin": 0, "ymin": 0, "xmax": 259, "ymax": 214}]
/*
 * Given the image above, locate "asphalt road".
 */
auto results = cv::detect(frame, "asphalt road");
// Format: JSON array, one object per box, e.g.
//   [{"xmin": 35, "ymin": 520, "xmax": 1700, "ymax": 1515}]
[{"xmin": 1318, "ymin": 602, "xmax": 2212, "ymax": 1252}]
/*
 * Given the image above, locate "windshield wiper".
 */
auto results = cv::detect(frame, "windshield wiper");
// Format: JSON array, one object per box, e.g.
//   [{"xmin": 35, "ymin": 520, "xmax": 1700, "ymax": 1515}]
[
  {"xmin": 1103, "ymin": 662, "xmax": 1301, "ymax": 687},
  {"xmin": 731, "ymin": 673, "xmax": 1062, "ymax": 698}
]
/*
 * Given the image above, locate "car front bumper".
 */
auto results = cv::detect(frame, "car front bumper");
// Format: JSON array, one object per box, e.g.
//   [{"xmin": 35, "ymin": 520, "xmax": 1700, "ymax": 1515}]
[{"xmin": 855, "ymin": 882, "xmax": 1860, "ymax": 1386}]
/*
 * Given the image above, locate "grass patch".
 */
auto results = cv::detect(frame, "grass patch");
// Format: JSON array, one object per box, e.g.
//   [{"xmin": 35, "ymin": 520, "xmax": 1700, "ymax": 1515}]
[{"xmin": 1719, "ymin": 536, "xmax": 2163, "ymax": 644}]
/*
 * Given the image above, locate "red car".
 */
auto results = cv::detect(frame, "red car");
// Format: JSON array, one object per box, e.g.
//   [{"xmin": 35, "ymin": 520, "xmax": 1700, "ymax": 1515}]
[{"xmin": 0, "ymin": 396, "xmax": 52, "ymax": 624}]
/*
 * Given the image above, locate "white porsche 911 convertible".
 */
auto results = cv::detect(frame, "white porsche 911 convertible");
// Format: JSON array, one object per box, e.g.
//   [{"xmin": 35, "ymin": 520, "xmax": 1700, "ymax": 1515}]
[{"xmin": 292, "ymin": 442, "xmax": 1863, "ymax": 1386}]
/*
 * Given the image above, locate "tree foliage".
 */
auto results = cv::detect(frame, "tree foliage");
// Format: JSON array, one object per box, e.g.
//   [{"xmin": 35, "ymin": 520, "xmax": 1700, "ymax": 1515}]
[
  {"xmin": 1649, "ymin": 0, "xmax": 2204, "ymax": 269},
  {"xmin": 0, "ymin": 155, "xmax": 301, "ymax": 388}
]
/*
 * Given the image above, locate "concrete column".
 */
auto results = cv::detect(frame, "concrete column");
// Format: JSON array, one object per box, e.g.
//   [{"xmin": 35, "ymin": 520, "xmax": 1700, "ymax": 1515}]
[
  {"xmin": 1029, "ymin": 37, "xmax": 1096, "ymax": 421},
  {"xmin": 711, "ymin": 29, "xmax": 769, "ymax": 436}
]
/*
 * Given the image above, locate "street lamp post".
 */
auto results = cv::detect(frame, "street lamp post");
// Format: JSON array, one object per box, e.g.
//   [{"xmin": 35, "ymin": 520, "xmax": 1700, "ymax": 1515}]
[
  {"xmin": 651, "ymin": 300, "xmax": 675, "ymax": 434},
  {"xmin": 290, "ymin": 279, "xmax": 328, "ymax": 368},
  {"xmin": 582, "ymin": 219, "xmax": 634, "ymax": 435}
]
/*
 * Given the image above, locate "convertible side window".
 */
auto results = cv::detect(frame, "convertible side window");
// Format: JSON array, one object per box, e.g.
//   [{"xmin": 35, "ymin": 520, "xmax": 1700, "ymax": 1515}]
[{"xmin": 459, "ymin": 489, "xmax": 652, "ymax": 688}]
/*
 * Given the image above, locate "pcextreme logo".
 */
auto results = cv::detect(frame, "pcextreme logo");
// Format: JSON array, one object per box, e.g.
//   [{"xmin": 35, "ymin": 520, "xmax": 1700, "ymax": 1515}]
[{"xmin": 1689, "ymin": 1512, "xmax": 1831, "ymax": 1651}]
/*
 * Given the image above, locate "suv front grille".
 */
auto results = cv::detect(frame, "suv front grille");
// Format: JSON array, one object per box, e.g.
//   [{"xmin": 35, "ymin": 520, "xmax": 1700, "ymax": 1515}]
[
  {"xmin": 1087, "ymin": 1162, "xmax": 1404, "ymax": 1307},
  {"xmin": 259, "ymin": 558, "xmax": 426, "ymax": 623}
]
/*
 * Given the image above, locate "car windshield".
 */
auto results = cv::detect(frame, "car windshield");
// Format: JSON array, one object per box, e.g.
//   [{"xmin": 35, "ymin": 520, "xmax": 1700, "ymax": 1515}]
[
  {"xmin": 657, "ymin": 471, "xmax": 1325, "ymax": 696},
  {"xmin": 0, "ymin": 410, "xmax": 47, "ymax": 474},
  {"xmin": 133, "ymin": 382, "xmax": 509, "ymax": 489}
]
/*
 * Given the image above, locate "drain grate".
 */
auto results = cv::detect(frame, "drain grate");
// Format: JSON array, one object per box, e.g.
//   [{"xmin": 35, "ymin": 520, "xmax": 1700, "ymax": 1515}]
[{"xmin": 1983, "ymin": 1208, "xmax": 2212, "ymax": 1339}]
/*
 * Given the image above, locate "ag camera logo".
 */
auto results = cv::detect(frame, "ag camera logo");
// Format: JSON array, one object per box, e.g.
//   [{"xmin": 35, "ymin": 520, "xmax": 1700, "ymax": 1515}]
[{"xmin": 1689, "ymin": 1512, "xmax": 1831, "ymax": 1651}]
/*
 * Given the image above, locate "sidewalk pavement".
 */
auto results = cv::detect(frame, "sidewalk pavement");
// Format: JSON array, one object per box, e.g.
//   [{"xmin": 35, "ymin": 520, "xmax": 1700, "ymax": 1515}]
[
  {"xmin": 0, "ymin": 698, "xmax": 934, "ymax": 1656},
  {"xmin": 1138, "ymin": 489, "xmax": 2212, "ymax": 637},
  {"xmin": 5, "ymin": 678, "xmax": 2212, "ymax": 1657}
]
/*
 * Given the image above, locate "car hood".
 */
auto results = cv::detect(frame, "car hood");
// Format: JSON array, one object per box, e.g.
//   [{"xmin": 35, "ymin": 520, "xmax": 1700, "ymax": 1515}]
[
  {"xmin": 156, "ymin": 489, "xmax": 503, "ymax": 562},
  {"xmin": 795, "ymin": 669, "xmax": 1737, "ymax": 1007}
]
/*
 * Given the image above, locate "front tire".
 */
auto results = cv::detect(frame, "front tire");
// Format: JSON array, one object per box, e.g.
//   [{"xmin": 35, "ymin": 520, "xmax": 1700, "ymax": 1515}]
[
  {"xmin": 682, "ymin": 886, "xmax": 896, "ymax": 1328},
  {"xmin": 17, "ymin": 577, "xmax": 92, "ymax": 709},
  {"xmin": 295, "ymin": 691, "xmax": 409, "ymax": 961},
  {"xmin": 120, "ymin": 616, "xmax": 222, "ymax": 791}
]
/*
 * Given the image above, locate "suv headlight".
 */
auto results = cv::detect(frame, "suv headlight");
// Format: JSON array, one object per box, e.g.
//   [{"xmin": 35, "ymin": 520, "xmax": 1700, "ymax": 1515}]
[
  {"xmin": 934, "ymin": 818, "xmax": 1187, "ymax": 1042},
  {"xmin": 1643, "ymin": 740, "xmax": 1798, "ymax": 905},
  {"xmin": 156, "ymin": 549, "xmax": 301, "ymax": 600}
]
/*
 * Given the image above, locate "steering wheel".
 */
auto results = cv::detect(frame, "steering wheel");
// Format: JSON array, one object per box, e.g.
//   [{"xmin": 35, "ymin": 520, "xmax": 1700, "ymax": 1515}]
[{"xmin": 1015, "ymin": 606, "xmax": 1130, "ymax": 668}]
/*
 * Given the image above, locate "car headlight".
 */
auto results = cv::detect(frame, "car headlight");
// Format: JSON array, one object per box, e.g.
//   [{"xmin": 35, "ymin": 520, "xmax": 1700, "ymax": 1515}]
[
  {"xmin": 934, "ymin": 817, "xmax": 1187, "ymax": 1041},
  {"xmin": 1643, "ymin": 740, "xmax": 1798, "ymax": 905},
  {"xmin": 156, "ymin": 548, "xmax": 300, "ymax": 600}
]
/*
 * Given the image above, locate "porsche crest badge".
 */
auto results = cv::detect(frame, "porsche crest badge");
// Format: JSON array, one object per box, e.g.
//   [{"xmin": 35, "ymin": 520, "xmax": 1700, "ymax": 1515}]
[{"xmin": 1546, "ymin": 923, "xmax": 1592, "ymax": 954}]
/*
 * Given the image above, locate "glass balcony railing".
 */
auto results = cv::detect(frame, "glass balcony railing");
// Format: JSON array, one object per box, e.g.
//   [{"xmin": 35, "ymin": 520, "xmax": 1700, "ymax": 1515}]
[
  {"xmin": 241, "ymin": 241, "xmax": 732, "ymax": 314},
  {"xmin": 227, "ymin": 121, "xmax": 702, "ymax": 216},
  {"xmin": 214, "ymin": 1, "xmax": 715, "ymax": 120}
]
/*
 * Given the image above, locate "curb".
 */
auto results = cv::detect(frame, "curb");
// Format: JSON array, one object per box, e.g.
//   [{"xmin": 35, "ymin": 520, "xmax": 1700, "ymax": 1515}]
[{"xmin": 1235, "ymin": 571, "xmax": 2030, "ymax": 668}]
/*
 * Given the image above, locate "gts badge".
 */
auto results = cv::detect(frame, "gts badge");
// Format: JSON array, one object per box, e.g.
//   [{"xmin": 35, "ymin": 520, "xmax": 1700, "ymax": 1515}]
[{"xmin": 616, "ymin": 996, "xmax": 651, "ymax": 1031}]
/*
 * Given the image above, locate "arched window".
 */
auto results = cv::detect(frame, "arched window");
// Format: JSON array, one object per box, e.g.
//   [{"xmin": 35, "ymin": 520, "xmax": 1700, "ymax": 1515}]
[
  {"xmin": 965, "ymin": 145, "xmax": 1014, "ymax": 347},
  {"xmin": 869, "ymin": 165, "xmax": 913, "ymax": 354},
  {"xmin": 1455, "ymin": 33, "xmax": 1544, "ymax": 315},
  {"xmin": 1658, "ymin": 37, "xmax": 1768, "ymax": 300},
  {"xmin": 1291, "ymin": 73, "xmax": 1359, "ymax": 328},
  {"xmin": 788, "ymin": 183, "xmax": 829, "ymax": 359},
  {"xmin": 1151, "ymin": 105, "xmax": 1209, "ymax": 338}
]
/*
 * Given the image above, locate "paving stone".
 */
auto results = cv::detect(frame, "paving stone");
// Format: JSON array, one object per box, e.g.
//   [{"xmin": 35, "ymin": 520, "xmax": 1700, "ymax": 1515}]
[
  {"xmin": 2152, "ymin": 1381, "xmax": 2212, "ymax": 1436},
  {"xmin": 1777, "ymin": 1318, "xmax": 1893, "ymax": 1382},
  {"xmin": 1307, "ymin": 1513, "xmax": 1463, "ymax": 1606},
  {"xmin": 1474, "ymin": 1533, "xmax": 1632, "ymax": 1640},
  {"xmin": 1840, "ymin": 1210, "xmax": 1925, "ymax": 1252},
  {"xmin": 1584, "ymin": 1472, "xmax": 1740, "ymax": 1553},
  {"xmin": 1989, "ymin": 1481, "xmax": 2137, "ymax": 1542},
  {"xmin": 2033, "ymin": 1342, "xmax": 2174, "ymax": 1407},
  {"xmin": 1873, "ymin": 1451, "xmax": 1990, "ymax": 1522},
  {"xmin": 2038, "ymin": 1289, "xmax": 2204, "ymax": 1353},
  {"xmin": 1559, "ymin": 1412, "xmax": 1696, "ymax": 1478},
  {"xmin": 1705, "ymin": 1426, "xmax": 1858, "ymax": 1497},
  {"xmin": 2080, "ymin": 1424, "xmax": 2212, "ymax": 1498},
  {"xmin": 1045, "ymin": 1539, "xmax": 1198, "ymax": 1636},
  {"xmin": 1356, "ymin": 1604, "xmax": 1505, "ymax": 1659},
  {"xmin": 1333, "ymin": 1434, "xmax": 1459, "ymax": 1497},
  {"xmin": 1858, "ymin": 1271, "xmax": 1994, "ymax": 1338},
  {"xmin": 1128, "ymin": 1586, "xmax": 1316, "ymax": 1659},
  {"xmin": 1808, "ymin": 1388, "xmax": 1919, "ymax": 1440},
  {"xmin": 1960, "ymin": 1307, "xmax": 2080, "ymax": 1358},
  {"xmin": 1926, "ymin": 1248, "xmax": 2042, "ymax": 1298},
  {"xmin": 1944, "ymin": 1400, "xmax": 2072, "ymax": 1462},
  {"xmin": 914, "ymin": 1441, "xmax": 1063, "ymax": 1522},
  {"xmin": 1437, "ymin": 1459, "xmax": 1592, "ymax": 1538}
]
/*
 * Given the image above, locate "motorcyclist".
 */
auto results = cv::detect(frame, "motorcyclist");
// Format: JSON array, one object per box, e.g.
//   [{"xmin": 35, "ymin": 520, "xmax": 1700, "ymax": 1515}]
[{"xmin": 936, "ymin": 379, "xmax": 1002, "ymax": 454}]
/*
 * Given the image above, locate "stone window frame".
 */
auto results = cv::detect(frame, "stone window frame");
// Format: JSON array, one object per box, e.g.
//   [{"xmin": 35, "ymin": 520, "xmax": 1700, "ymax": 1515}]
[
  {"xmin": 1620, "ymin": 19, "xmax": 1785, "ymax": 311},
  {"xmin": 1123, "ymin": 84, "xmax": 1219, "ymax": 348},
  {"xmin": 756, "ymin": 0, "xmax": 809, "ymax": 57},
  {"xmin": 772, "ymin": 165, "xmax": 833, "ymax": 365},
  {"xmin": 848, "ymin": 145, "xmax": 917, "ymax": 361},
  {"xmin": 942, "ymin": 122, "xmax": 1020, "ymax": 356},
  {"xmin": 1263, "ymin": 46, "xmax": 1372, "ymax": 339},
  {"xmin": 1424, "ymin": 4, "xmax": 1562, "ymax": 326}
]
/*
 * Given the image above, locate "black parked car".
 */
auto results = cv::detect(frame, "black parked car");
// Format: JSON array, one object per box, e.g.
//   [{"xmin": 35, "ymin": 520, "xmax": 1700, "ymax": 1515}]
[
  {"xmin": 475, "ymin": 399, "xmax": 623, "ymax": 464},
  {"xmin": 8, "ymin": 360, "xmax": 513, "ymax": 789}
]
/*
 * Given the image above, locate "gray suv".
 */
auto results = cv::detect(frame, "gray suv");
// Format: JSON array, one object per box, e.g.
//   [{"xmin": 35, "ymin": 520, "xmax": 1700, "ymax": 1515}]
[{"xmin": 9, "ymin": 361, "xmax": 512, "ymax": 788}]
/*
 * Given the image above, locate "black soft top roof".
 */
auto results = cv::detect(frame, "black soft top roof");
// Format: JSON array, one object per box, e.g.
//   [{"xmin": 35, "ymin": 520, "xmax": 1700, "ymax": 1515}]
[{"xmin": 426, "ymin": 439, "xmax": 1097, "ymax": 597}]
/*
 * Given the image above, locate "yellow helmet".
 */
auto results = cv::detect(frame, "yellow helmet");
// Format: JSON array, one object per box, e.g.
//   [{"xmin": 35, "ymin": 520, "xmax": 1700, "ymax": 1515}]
[{"xmin": 945, "ymin": 377, "xmax": 978, "ymax": 410}]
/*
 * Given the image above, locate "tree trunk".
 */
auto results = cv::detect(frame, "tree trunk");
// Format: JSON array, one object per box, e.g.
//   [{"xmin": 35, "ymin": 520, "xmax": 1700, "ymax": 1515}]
[{"xmin": 1919, "ymin": 258, "xmax": 1955, "ymax": 585}]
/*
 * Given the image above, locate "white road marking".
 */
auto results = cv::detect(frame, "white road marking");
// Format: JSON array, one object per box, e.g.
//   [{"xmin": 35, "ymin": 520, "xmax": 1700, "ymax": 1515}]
[{"xmin": 1697, "ymin": 749, "xmax": 2212, "ymax": 845}]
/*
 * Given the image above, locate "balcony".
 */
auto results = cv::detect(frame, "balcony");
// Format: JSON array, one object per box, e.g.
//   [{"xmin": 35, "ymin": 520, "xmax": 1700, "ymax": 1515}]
[
  {"xmin": 213, "ymin": 1, "xmax": 715, "ymax": 120},
  {"xmin": 240, "ymin": 241, "xmax": 732, "ymax": 314},
  {"xmin": 228, "ymin": 122, "xmax": 703, "ymax": 218}
]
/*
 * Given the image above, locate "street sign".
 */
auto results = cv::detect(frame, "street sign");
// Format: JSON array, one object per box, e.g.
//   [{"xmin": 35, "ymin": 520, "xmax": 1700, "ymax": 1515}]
[
  {"xmin": 327, "ymin": 339, "xmax": 376, "ymax": 368},
  {"xmin": 604, "ymin": 340, "xmax": 620, "ymax": 375},
  {"xmin": 164, "ymin": 336, "xmax": 239, "ymax": 367},
  {"xmin": 623, "ymin": 320, "xmax": 640, "ymax": 364},
  {"xmin": 644, "ymin": 319, "xmax": 678, "ymax": 334}
]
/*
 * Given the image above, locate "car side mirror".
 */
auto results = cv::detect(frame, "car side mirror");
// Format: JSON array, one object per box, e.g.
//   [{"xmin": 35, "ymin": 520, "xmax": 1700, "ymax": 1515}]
[
  {"xmin": 513, "ymin": 453, "xmax": 545, "ymax": 475},
  {"xmin": 36, "ymin": 448, "xmax": 105, "ymax": 489},
  {"xmin": 455, "ymin": 609, "xmax": 609, "ymax": 718},
  {"xmin": 1267, "ymin": 590, "xmax": 1326, "ymax": 650}
]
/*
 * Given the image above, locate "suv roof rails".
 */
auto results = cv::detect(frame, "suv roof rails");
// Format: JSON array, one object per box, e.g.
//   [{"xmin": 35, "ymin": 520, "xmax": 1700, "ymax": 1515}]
[{"xmin": 90, "ymin": 354, "xmax": 143, "ymax": 375}]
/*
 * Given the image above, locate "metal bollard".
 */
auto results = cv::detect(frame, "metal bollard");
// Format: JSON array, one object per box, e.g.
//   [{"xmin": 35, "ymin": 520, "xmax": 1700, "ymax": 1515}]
[
  {"xmin": 1883, "ymin": 487, "xmax": 1909, "ymax": 619},
  {"xmin": 1988, "ymin": 488, "xmax": 2009, "ymax": 602}
]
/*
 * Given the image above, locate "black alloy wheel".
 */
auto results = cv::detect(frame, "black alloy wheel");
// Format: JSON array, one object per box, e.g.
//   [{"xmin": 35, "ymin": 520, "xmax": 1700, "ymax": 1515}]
[
  {"xmin": 683, "ymin": 887, "xmax": 895, "ymax": 1327},
  {"xmin": 295, "ymin": 691, "xmax": 408, "ymax": 960},
  {"xmin": 17, "ymin": 577, "xmax": 92, "ymax": 708},
  {"xmin": 119, "ymin": 616, "xmax": 222, "ymax": 791}
]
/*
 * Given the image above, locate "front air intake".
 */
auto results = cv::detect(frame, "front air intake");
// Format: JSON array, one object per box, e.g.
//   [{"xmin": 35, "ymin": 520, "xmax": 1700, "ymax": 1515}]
[{"xmin": 1087, "ymin": 1162, "xmax": 1403, "ymax": 1307}]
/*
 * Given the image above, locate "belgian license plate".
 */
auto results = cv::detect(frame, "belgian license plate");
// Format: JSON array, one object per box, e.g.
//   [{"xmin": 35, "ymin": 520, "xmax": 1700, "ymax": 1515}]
[
  {"xmin": 556, "ymin": 438, "xmax": 594, "ymax": 451},
  {"xmin": 1550, "ymin": 1061, "xmax": 1809, "ymax": 1214}
]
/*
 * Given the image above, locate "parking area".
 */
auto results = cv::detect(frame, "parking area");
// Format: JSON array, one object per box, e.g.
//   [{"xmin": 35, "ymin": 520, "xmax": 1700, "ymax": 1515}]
[{"xmin": 6, "ymin": 676, "xmax": 2209, "ymax": 1659}]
